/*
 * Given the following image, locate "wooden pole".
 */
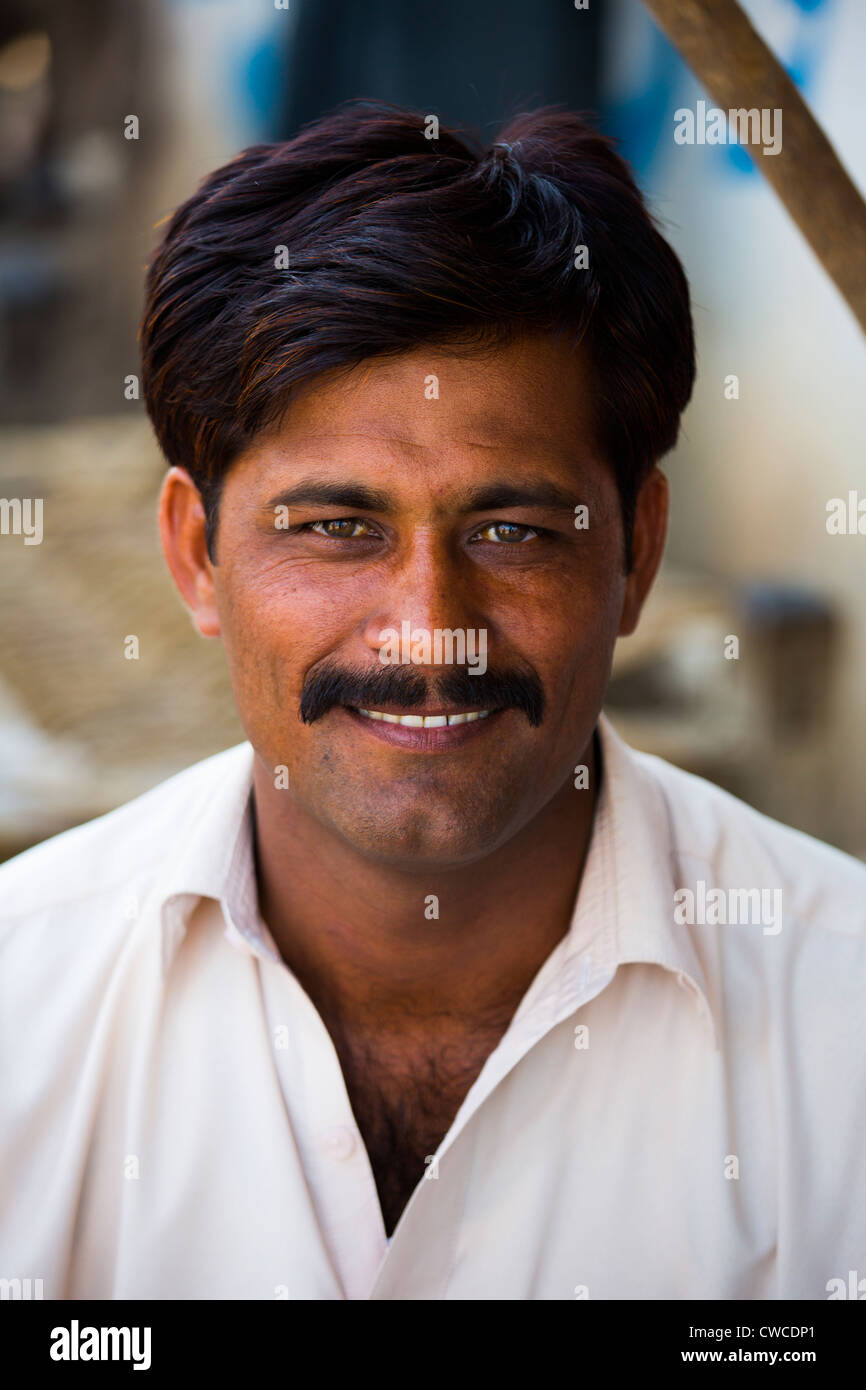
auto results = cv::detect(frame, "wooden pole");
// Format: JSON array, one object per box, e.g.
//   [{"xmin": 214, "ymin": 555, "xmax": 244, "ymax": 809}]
[{"xmin": 641, "ymin": 0, "xmax": 866, "ymax": 336}]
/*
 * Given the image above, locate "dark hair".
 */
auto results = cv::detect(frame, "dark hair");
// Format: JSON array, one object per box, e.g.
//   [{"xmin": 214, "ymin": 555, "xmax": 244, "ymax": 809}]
[{"xmin": 141, "ymin": 100, "xmax": 695, "ymax": 566}]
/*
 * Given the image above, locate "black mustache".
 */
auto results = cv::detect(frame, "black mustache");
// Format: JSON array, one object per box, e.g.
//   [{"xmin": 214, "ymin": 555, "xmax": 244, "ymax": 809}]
[{"xmin": 300, "ymin": 662, "xmax": 545, "ymax": 726}]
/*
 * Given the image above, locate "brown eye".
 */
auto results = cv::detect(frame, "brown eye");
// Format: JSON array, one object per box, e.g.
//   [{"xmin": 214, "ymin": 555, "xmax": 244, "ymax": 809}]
[
  {"xmin": 310, "ymin": 518, "xmax": 374, "ymax": 539},
  {"xmin": 475, "ymin": 522, "xmax": 538, "ymax": 543}
]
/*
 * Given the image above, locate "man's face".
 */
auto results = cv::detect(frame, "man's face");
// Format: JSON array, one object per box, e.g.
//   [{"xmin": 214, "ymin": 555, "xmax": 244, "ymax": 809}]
[{"xmin": 163, "ymin": 333, "xmax": 665, "ymax": 869}]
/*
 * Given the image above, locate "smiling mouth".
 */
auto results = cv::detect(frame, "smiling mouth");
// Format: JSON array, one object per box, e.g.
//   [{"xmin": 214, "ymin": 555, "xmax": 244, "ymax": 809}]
[
  {"xmin": 340, "ymin": 702, "xmax": 502, "ymax": 750},
  {"xmin": 354, "ymin": 707, "xmax": 493, "ymax": 727}
]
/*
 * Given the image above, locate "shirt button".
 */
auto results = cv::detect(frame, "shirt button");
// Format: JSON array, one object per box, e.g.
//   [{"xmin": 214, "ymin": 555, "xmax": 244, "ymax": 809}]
[{"xmin": 319, "ymin": 1126, "xmax": 357, "ymax": 1160}]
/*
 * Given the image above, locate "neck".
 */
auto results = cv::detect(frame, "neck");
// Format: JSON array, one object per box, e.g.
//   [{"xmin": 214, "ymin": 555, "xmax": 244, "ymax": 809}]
[{"xmin": 252, "ymin": 734, "xmax": 599, "ymax": 1036}]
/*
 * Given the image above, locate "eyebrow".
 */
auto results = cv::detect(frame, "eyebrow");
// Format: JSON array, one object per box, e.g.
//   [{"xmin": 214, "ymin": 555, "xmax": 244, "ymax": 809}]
[
  {"xmin": 263, "ymin": 480, "xmax": 392, "ymax": 512},
  {"xmin": 263, "ymin": 478, "xmax": 581, "ymax": 515},
  {"xmin": 459, "ymin": 481, "xmax": 580, "ymax": 513}
]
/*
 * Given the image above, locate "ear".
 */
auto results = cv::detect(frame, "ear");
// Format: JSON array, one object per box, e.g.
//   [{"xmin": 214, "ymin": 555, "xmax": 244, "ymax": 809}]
[
  {"xmin": 158, "ymin": 467, "xmax": 221, "ymax": 638},
  {"xmin": 618, "ymin": 467, "xmax": 668, "ymax": 637}
]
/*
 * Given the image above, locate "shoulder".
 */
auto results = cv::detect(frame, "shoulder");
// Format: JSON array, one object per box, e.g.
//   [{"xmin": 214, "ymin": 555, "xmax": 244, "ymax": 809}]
[
  {"xmin": 0, "ymin": 742, "xmax": 253, "ymax": 923},
  {"xmin": 634, "ymin": 747, "xmax": 866, "ymax": 937},
  {"xmin": 629, "ymin": 745, "xmax": 866, "ymax": 1190}
]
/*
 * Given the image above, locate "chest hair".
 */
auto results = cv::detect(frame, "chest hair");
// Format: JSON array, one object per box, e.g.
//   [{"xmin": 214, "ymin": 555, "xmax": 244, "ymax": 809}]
[{"xmin": 332, "ymin": 1021, "xmax": 509, "ymax": 1236}]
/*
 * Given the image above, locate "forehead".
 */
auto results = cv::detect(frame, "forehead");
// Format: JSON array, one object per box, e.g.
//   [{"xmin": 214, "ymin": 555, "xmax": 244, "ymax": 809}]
[{"xmin": 237, "ymin": 332, "xmax": 602, "ymax": 486}]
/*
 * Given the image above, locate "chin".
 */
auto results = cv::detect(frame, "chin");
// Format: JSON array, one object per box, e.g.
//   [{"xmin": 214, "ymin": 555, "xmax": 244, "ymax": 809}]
[{"xmin": 328, "ymin": 799, "xmax": 508, "ymax": 870}]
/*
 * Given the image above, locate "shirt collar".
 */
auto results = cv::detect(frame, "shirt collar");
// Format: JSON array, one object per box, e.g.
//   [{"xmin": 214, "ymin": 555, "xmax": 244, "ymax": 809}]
[
  {"xmin": 585, "ymin": 713, "xmax": 717, "ymax": 1043},
  {"xmin": 154, "ymin": 715, "xmax": 717, "ymax": 1045},
  {"xmin": 157, "ymin": 741, "xmax": 279, "ymax": 974},
  {"xmin": 505, "ymin": 713, "xmax": 718, "ymax": 1047}
]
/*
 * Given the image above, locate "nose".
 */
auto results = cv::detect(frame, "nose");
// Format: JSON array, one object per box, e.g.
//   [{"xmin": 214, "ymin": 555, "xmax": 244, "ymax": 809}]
[{"xmin": 361, "ymin": 526, "xmax": 486, "ymax": 662}]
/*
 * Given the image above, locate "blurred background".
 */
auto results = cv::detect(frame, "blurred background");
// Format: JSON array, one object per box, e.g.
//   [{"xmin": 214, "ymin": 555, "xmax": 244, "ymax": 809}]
[{"xmin": 0, "ymin": 0, "xmax": 864, "ymax": 860}]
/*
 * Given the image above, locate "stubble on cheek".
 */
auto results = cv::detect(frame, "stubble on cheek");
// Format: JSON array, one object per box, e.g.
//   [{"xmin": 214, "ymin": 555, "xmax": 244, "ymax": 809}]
[{"xmin": 216, "ymin": 591, "xmax": 298, "ymax": 764}]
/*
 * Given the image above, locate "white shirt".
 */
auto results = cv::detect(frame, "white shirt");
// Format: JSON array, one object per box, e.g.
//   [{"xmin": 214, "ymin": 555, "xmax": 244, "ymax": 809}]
[{"xmin": 1, "ymin": 713, "xmax": 864, "ymax": 1301}]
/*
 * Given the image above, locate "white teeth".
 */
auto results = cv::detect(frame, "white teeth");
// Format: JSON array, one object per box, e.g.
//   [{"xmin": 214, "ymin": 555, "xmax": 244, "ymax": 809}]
[{"xmin": 356, "ymin": 708, "xmax": 493, "ymax": 727}]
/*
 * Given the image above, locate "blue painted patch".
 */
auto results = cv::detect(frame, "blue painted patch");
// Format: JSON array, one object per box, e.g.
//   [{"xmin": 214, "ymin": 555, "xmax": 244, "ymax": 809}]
[
  {"xmin": 229, "ymin": 36, "xmax": 284, "ymax": 139},
  {"xmin": 605, "ymin": 0, "xmax": 836, "ymax": 184}
]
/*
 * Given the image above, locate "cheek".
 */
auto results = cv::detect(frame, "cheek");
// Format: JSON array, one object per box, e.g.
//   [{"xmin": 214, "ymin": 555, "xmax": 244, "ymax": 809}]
[
  {"xmin": 502, "ymin": 562, "xmax": 625, "ymax": 674},
  {"xmin": 510, "ymin": 593, "xmax": 624, "ymax": 746},
  {"xmin": 212, "ymin": 574, "xmax": 299, "ymax": 720},
  {"xmin": 215, "ymin": 564, "xmax": 347, "ymax": 683},
  {"xmin": 543, "ymin": 622, "xmax": 618, "ymax": 713}
]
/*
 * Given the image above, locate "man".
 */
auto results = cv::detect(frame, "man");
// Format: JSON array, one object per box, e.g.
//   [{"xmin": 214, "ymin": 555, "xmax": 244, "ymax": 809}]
[{"xmin": 1, "ymin": 103, "xmax": 864, "ymax": 1301}]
